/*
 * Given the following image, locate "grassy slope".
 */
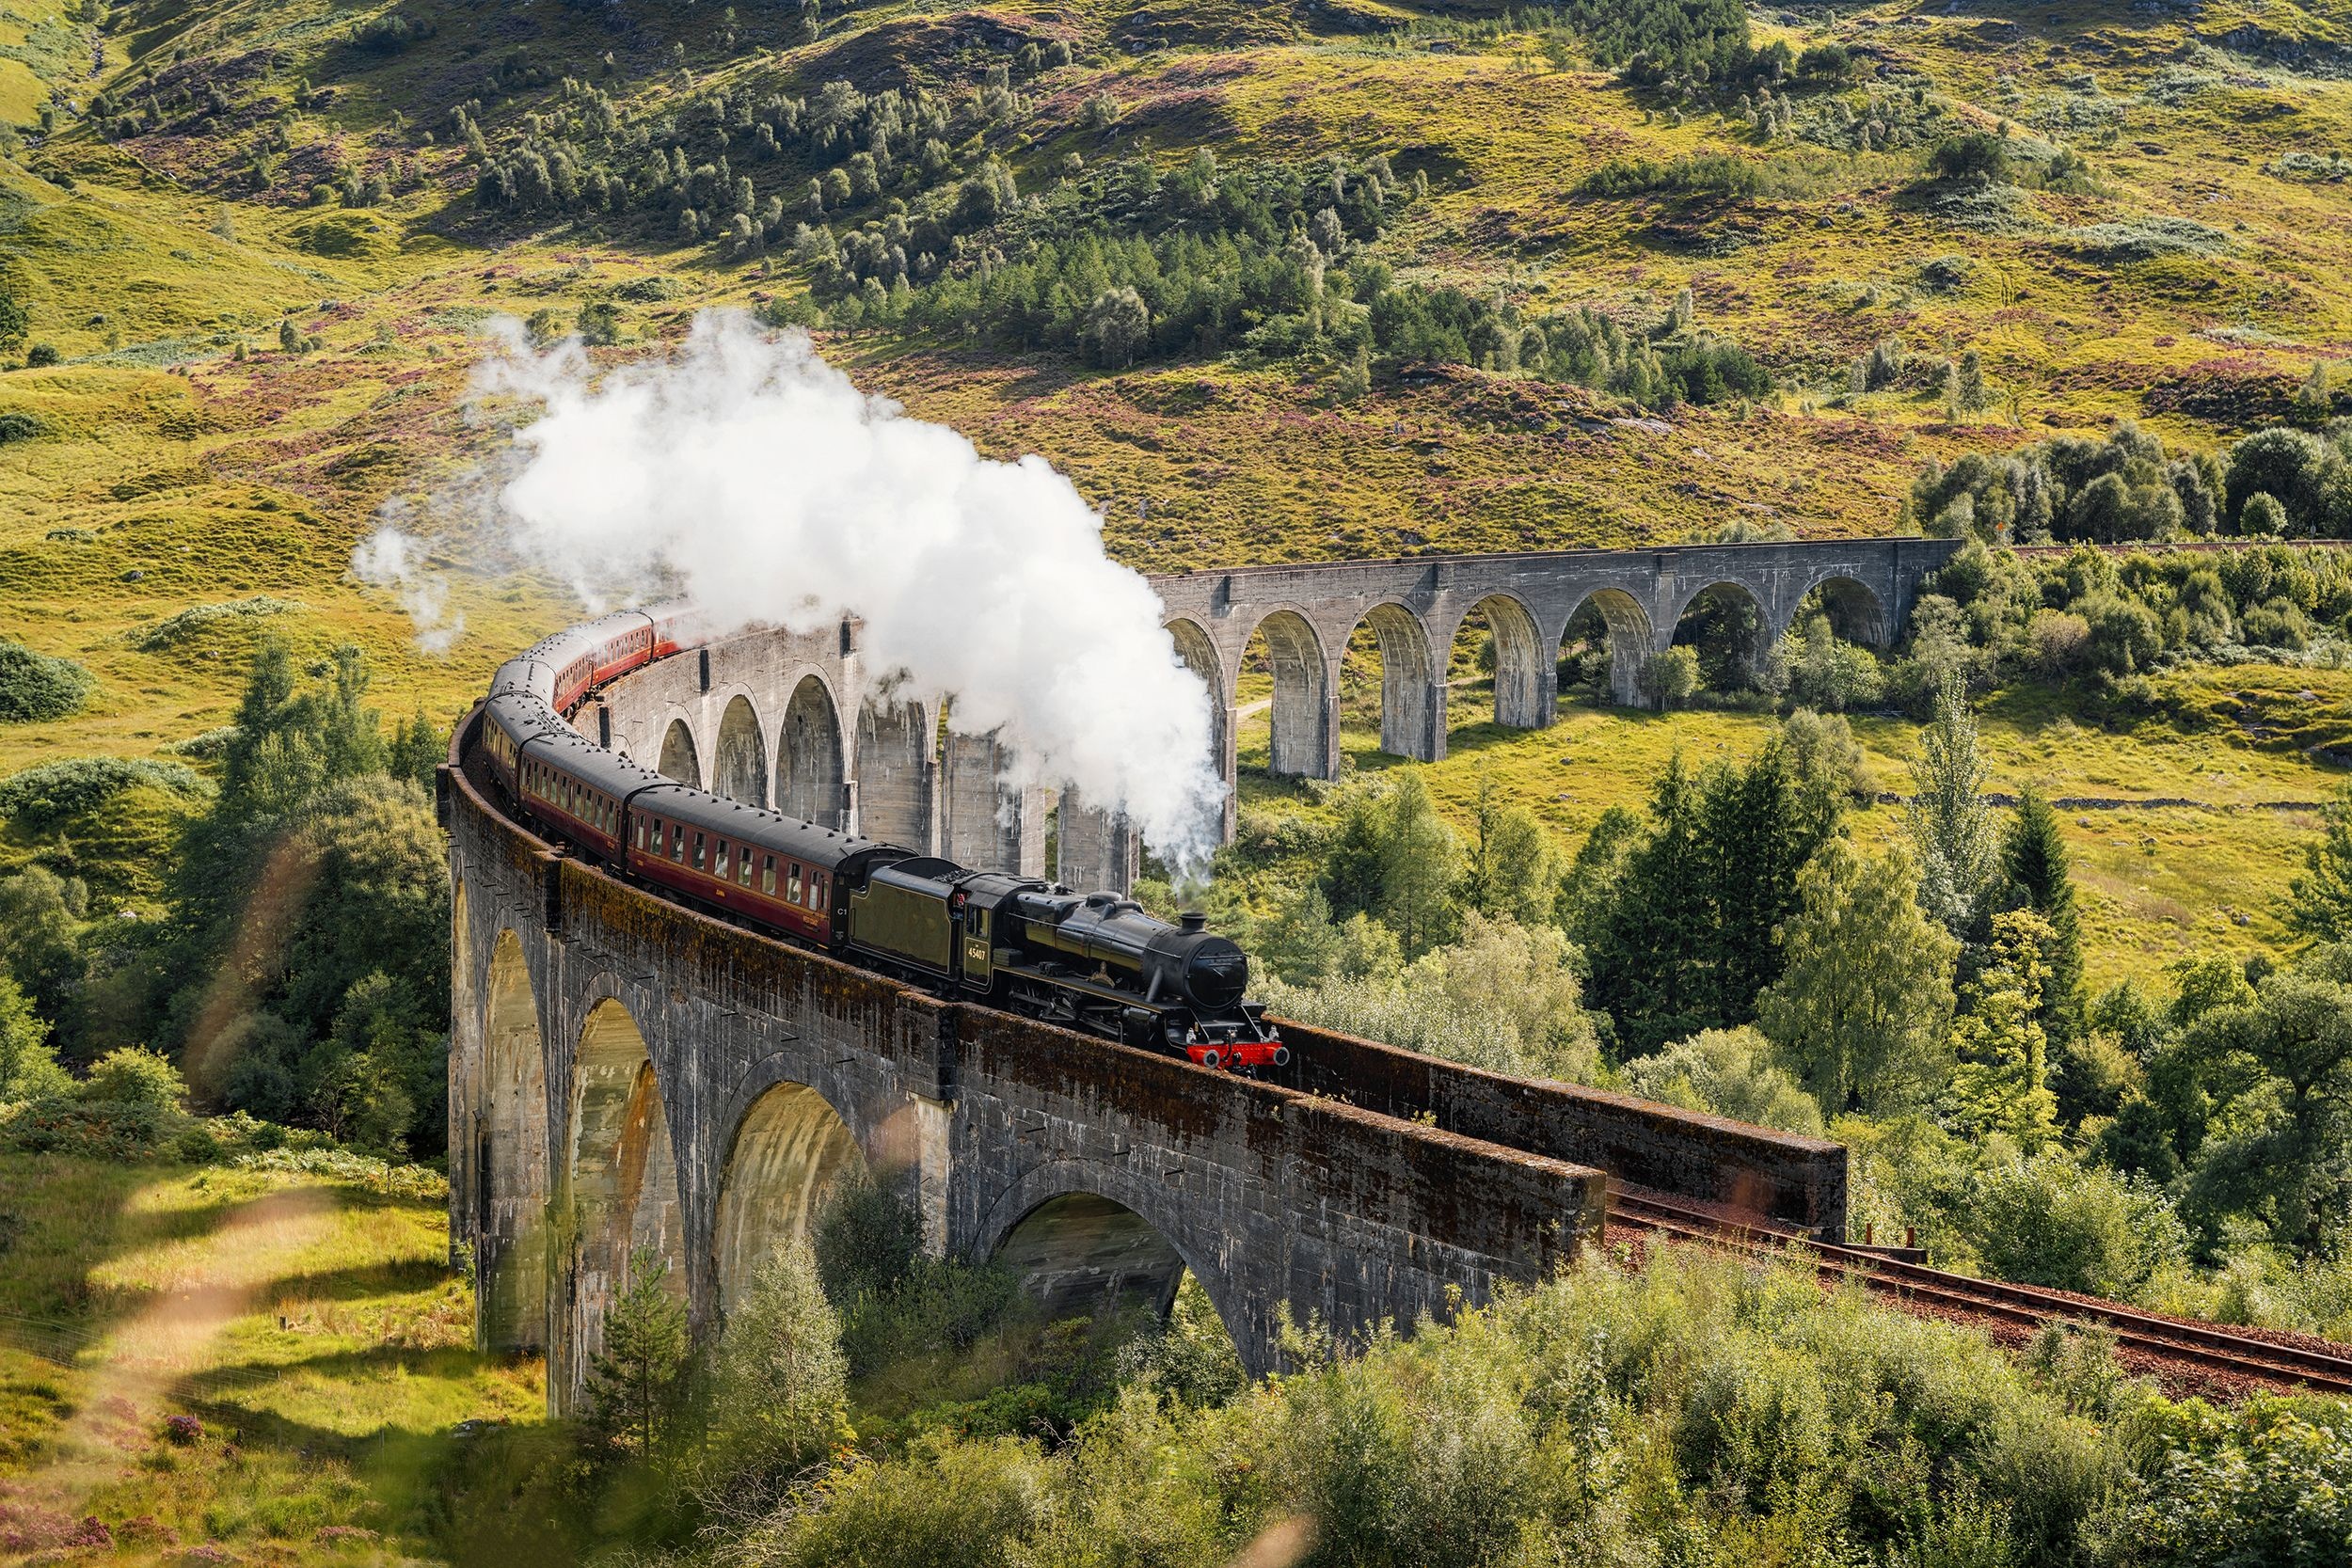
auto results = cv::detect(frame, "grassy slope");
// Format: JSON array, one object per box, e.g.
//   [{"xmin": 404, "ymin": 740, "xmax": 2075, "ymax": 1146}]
[
  {"xmin": 0, "ymin": 1153, "xmax": 539, "ymax": 1558},
  {"xmin": 0, "ymin": 0, "xmax": 2349, "ymax": 958}
]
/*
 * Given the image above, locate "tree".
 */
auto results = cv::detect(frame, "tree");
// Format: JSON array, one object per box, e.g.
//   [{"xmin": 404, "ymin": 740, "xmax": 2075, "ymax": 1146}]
[
  {"xmin": 2003, "ymin": 790, "xmax": 2083, "ymax": 1046},
  {"xmin": 0, "ymin": 282, "xmax": 25, "ymax": 350},
  {"xmin": 1757, "ymin": 839, "xmax": 1957, "ymax": 1116},
  {"xmin": 1584, "ymin": 755, "xmax": 1710, "ymax": 1053},
  {"xmin": 0, "ymin": 867, "xmax": 87, "ymax": 1029},
  {"xmin": 1929, "ymin": 132, "xmax": 2010, "ymax": 184},
  {"xmin": 1636, "ymin": 646, "xmax": 1699, "ymax": 709},
  {"xmin": 698, "ymin": 1240, "xmax": 850, "ymax": 1495},
  {"xmin": 586, "ymin": 1247, "xmax": 689, "ymax": 1462},
  {"xmin": 1947, "ymin": 910, "xmax": 2061, "ymax": 1148},
  {"xmin": 2176, "ymin": 951, "xmax": 2352, "ymax": 1255},
  {"xmin": 1907, "ymin": 673, "xmax": 1999, "ymax": 944},
  {"xmin": 2288, "ymin": 783, "xmax": 2352, "ymax": 942},
  {"xmin": 1082, "ymin": 287, "xmax": 1149, "ymax": 368},
  {"xmin": 1460, "ymin": 778, "xmax": 1555, "ymax": 927},
  {"xmin": 1320, "ymin": 772, "xmax": 1461, "ymax": 958},
  {"xmin": 0, "ymin": 975, "xmax": 68, "ymax": 1101}
]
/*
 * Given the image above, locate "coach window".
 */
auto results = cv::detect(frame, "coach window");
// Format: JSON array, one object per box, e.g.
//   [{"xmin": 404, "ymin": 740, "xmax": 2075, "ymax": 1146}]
[
  {"xmin": 635, "ymin": 817, "xmax": 647, "ymax": 849},
  {"xmin": 739, "ymin": 851, "xmax": 754, "ymax": 887},
  {"xmin": 671, "ymin": 825, "xmax": 685, "ymax": 863},
  {"xmin": 761, "ymin": 855, "xmax": 776, "ymax": 895},
  {"xmin": 692, "ymin": 832, "xmax": 706, "ymax": 871},
  {"xmin": 715, "ymin": 841, "xmax": 731, "ymax": 879},
  {"xmin": 787, "ymin": 865, "xmax": 803, "ymax": 905}
]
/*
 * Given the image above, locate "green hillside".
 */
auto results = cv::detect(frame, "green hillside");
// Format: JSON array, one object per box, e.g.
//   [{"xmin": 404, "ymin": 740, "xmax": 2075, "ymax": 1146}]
[{"xmin": 4, "ymin": 0, "xmax": 2352, "ymax": 924}]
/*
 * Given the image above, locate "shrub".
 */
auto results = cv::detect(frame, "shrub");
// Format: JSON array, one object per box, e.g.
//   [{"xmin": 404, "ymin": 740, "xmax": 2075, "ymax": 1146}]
[
  {"xmin": 132, "ymin": 596, "xmax": 302, "ymax": 651},
  {"xmin": 0, "ymin": 641, "xmax": 95, "ymax": 722},
  {"xmin": 1961, "ymin": 1148, "xmax": 2186, "ymax": 1297},
  {"xmin": 0, "ymin": 756, "xmax": 210, "ymax": 825},
  {"xmin": 2102, "ymin": 1395, "xmax": 2352, "ymax": 1567},
  {"xmin": 1, "ymin": 1095, "xmax": 173, "ymax": 1159},
  {"xmin": 1624, "ymin": 1025, "xmax": 1824, "ymax": 1133},
  {"xmin": 24, "ymin": 342, "xmax": 58, "ymax": 367},
  {"xmin": 81, "ymin": 1046, "xmax": 186, "ymax": 1109},
  {"xmin": 1638, "ymin": 645, "xmax": 1702, "ymax": 708},
  {"xmin": 0, "ymin": 411, "xmax": 40, "ymax": 442}
]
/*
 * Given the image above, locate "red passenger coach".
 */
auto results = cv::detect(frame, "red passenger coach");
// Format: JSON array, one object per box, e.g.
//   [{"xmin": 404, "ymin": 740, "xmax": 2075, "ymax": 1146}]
[
  {"xmin": 622, "ymin": 784, "xmax": 888, "ymax": 946},
  {"xmin": 514, "ymin": 729, "xmax": 661, "ymax": 862}
]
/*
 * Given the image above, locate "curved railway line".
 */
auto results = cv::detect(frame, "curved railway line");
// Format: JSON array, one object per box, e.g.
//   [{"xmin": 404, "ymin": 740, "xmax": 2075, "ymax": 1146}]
[{"xmin": 1607, "ymin": 1186, "xmax": 2352, "ymax": 1397}]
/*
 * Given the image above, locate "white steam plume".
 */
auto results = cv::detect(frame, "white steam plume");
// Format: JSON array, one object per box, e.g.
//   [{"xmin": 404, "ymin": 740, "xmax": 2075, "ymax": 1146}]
[
  {"xmin": 426, "ymin": 313, "xmax": 1226, "ymax": 864},
  {"xmin": 351, "ymin": 509, "xmax": 465, "ymax": 655}
]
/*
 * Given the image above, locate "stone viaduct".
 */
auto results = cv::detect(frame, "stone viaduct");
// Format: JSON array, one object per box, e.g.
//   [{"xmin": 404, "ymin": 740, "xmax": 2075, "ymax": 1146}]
[
  {"xmin": 445, "ymin": 545, "xmax": 1877, "ymax": 1412},
  {"xmin": 567, "ymin": 538, "xmax": 1961, "ymax": 888},
  {"xmin": 1155, "ymin": 537, "xmax": 1962, "ymax": 836}
]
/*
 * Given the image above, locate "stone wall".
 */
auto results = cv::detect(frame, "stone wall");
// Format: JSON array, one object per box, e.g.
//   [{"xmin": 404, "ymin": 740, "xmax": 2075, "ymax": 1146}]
[{"xmin": 1274, "ymin": 1022, "xmax": 1848, "ymax": 1236}]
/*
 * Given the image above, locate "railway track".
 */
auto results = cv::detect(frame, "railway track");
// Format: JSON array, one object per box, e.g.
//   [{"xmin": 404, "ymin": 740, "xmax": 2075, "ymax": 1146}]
[{"xmin": 1606, "ymin": 1185, "xmax": 2352, "ymax": 1396}]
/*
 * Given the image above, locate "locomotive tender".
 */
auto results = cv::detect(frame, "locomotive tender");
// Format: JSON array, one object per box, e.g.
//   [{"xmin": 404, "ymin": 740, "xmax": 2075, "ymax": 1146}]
[{"xmin": 471, "ymin": 607, "xmax": 1286, "ymax": 1071}]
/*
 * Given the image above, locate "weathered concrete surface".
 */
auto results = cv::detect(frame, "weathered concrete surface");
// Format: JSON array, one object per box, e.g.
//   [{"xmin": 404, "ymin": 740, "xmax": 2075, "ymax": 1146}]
[
  {"xmin": 445, "ymin": 725, "xmax": 1607, "ymax": 1412},
  {"xmin": 1273, "ymin": 1022, "xmax": 1848, "ymax": 1236}
]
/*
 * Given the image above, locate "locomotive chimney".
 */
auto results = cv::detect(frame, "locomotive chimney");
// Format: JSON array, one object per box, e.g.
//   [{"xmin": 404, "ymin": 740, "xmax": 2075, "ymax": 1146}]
[{"xmin": 1180, "ymin": 911, "xmax": 1207, "ymax": 932}]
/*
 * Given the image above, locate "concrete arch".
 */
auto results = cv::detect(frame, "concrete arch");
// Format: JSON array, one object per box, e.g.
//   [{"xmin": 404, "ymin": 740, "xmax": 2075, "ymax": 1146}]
[
  {"xmin": 977, "ymin": 1160, "xmax": 1250, "ymax": 1365},
  {"xmin": 856, "ymin": 690, "xmax": 934, "ymax": 848},
  {"xmin": 482, "ymin": 928, "xmax": 550, "ymax": 1353},
  {"xmin": 1454, "ymin": 593, "xmax": 1549, "ymax": 730},
  {"xmin": 777, "ymin": 673, "xmax": 847, "ymax": 829},
  {"xmin": 658, "ymin": 718, "xmax": 702, "ymax": 788},
  {"xmin": 713, "ymin": 695, "xmax": 768, "ymax": 806},
  {"xmin": 1242, "ymin": 607, "xmax": 1332, "ymax": 780},
  {"xmin": 564, "ymin": 995, "xmax": 687, "ymax": 1385},
  {"xmin": 711, "ymin": 1079, "xmax": 865, "ymax": 1315},
  {"xmin": 1795, "ymin": 574, "xmax": 1889, "ymax": 649},
  {"xmin": 1667, "ymin": 579, "xmax": 1772, "ymax": 691},
  {"xmin": 1563, "ymin": 587, "xmax": 1655, "ymax": 708},
  {"xmin": 1351, "ymin": 601, "xmax": 1439, "ymax": 760}
]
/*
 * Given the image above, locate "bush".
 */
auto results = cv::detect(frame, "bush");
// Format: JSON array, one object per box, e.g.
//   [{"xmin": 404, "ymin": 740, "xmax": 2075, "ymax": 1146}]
[
  {"xmin": 1961, "ymin": 1148, "xmax": 2187, "ymax": 1297},
  {"xmin": 24, "ymin": 342, "xmax": 57, "ymax": 368},
  {"xmin": 1, "ymin": 1096, "xmax": 173, "ymax": 1159},
  {"xmin": 0, "ymin": 411, "xmax": 40, "ymax": 443},
  {"xmin": 0, "ymin": 640, "xmax": 95, "ymax": 722},
  {"xmin": 81, "ymin": 1045, "xmax": 186, "ymax": 1108},
  {"xmin": 1624, "ymin": 1025, "xmax": 1823, "ymax": 1133},
  {"xmin": 0, "ymin": 756, "xmax": 211, "ymax": 828},
  {"xmin": 2102, "ymin": 1395, "xmax": 2352, "ymax": 1567},
  {"xmin": 1638, "ymin": 645, "xmax": 1702, "ymax": 708}
]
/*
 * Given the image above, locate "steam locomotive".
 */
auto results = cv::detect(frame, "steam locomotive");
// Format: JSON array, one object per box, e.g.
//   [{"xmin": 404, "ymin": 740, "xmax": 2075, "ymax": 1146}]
[{"xmin": 470, "ymin": 607, "xmax": 1287, "ymax": 1070}]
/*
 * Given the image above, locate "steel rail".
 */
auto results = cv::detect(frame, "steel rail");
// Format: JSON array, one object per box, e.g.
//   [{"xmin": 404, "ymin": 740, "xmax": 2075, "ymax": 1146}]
[{"xmin": 1606, "ymin": 1186, "xmax": 2352, "ymax": 1395}]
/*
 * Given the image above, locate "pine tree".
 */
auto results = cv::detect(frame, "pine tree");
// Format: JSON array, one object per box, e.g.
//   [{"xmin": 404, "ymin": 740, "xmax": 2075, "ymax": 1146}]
[
  {"xmin": 1461, "ymin": 777, "xmax": 1555, "ymax": 928},
  {"xmin": 2003, "ymin": 790, "xmax": 2082, "ymax": 1044},
  {"xmin": 1586, "ymin": 755, "xmax": 1710, "ymax": 1054},
  {"xmin": 1908, "ymin": 672, "xmax": 1999, "ymax": 945},
  {"xmin": 585, "ymin": 1247, "xmax": 688, "ymax": 1462}
]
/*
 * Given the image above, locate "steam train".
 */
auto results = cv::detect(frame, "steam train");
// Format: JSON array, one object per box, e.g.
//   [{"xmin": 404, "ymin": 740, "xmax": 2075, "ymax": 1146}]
[{"xmin": 471, "ymin": 608, "xmax": 1287, "ymax": 1071}]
